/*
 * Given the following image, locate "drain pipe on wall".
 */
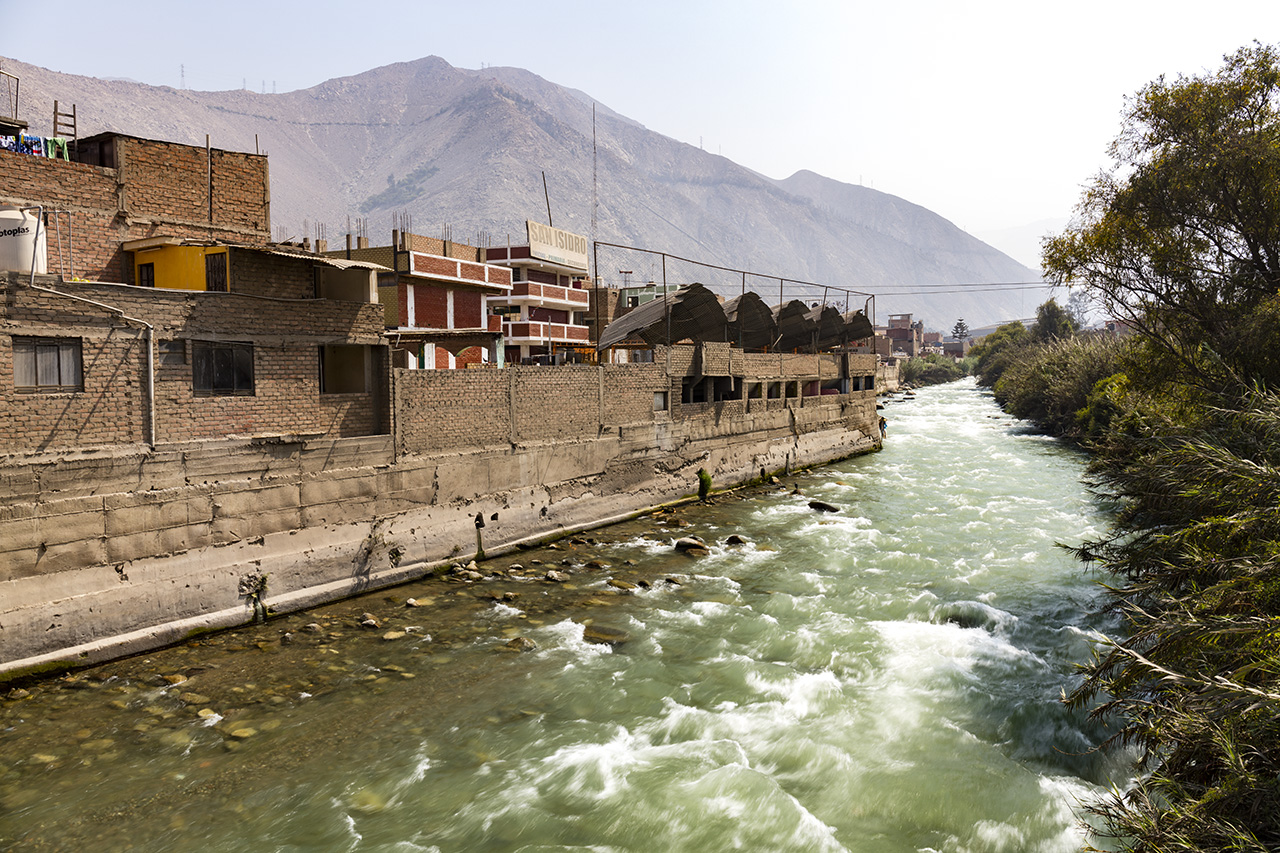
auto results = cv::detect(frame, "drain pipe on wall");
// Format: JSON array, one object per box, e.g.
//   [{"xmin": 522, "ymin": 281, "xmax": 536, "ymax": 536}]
[{"xmin": 22, "ymin": 205, "xmax": 157, "ymax": 447}]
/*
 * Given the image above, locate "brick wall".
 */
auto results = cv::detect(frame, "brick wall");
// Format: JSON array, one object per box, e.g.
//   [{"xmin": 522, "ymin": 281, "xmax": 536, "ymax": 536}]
[
  {"xmin": 601, "ymin": 364, "xmax": 668, "ymax": 424},
  {"xmin": 228, "ymin": 250, "xmax": 314, "ymax": 300},
  {"xmin": 512, "ymin": 366, "xmax": 601, "ymax": 441},
  {"xmin": 0, "ymin": 135, "xmax": 269, "ymax": 284},
  {"xmin": 394, "ymin": 351, "xmax": 876, "ymax": 456},
  {"xmin": 454, "ymin": 290, "xmax": 483, "ymax": 328},
  {"xmin": 395, "ymin": 368, "xmax": 511, "ymax": 453},
  {"xmin": 1, "ymin": 273, "xmax": 388, "ymax": 451},
  {"xmin": 415, "ymin": 286, "xmax": 448, "ymax": 328}
]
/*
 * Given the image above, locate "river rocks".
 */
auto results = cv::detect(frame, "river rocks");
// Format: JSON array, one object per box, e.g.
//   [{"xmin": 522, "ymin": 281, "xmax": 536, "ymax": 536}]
[
  {"xmin": 581, "ymin": 624, "xmax": 630, "ymax": 646},
  {"xmin": 584, "ymin": 559, "xmax": 607, "ymax": 569},
  {"xmin": 162, "ymin": 674, "xmax": 188, "ymax": 685},
  {"xmin": 178, "ymin": 692, "xmax": 211, "ymax": 706},
  {"xmin": 303, "ymin": 622, "xmax": 324, "ymax": 633},
  {"xmin": 349, "ymin": 788, "xmax": 388, "ymax": 814},
  {"xmin": 382, "ymin": 631, "xmax": 407, "ymax": 642},
  {"xmin": 808, "ymin": 500, "xmax": 840, "ymax": 513},
  {"xmin": 544, "ymin": 570, "xmax": 571, "ymax": 583},
  {"xmin": 674, "ymin": 536, "xmax": 710, "ymax": 556},
  {"xmin": 505, "ymin": 637, "xmax": 538, "ymax": 652},
  {"xmin": 607, "ymin": 579, "xmax": 637, "ymax": 591},
  {"xmin": 725, "ymin": 534, "xmax": 749, "ymax": 546}
]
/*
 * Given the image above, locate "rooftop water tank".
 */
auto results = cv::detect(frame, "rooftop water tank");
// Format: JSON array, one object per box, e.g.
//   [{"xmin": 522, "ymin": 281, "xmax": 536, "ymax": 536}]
[{"xmin": 0, "ymin": 205, "xmax": 47, "ymax": 275}]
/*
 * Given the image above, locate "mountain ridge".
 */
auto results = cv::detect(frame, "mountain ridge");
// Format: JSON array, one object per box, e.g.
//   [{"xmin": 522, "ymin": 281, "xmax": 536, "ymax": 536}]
[{"xmin": 0, "ymin": 54, "xmax": 1046, "ymax": 328}]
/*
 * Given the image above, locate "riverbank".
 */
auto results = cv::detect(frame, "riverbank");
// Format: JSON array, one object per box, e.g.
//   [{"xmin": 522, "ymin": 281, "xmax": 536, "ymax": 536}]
[
  {"xmin": 0, "ymin": 381, "xmax": 1124, "ymax": 852},
  {"xmin": 1, "ymin": 348, "xmax": 880, "ymax": 681}
]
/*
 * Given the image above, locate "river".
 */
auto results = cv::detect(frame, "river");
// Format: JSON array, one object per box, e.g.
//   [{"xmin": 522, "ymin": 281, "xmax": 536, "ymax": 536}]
[{"xmin": 0, "ymin": 379, "xmax": 1128, "ymax": 852}]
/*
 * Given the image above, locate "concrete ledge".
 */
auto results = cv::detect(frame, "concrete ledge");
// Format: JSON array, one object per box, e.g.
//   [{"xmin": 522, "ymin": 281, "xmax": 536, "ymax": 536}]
[{"xmin": 0, "ymin": 394, "xmax": 879, "ymax": 678}]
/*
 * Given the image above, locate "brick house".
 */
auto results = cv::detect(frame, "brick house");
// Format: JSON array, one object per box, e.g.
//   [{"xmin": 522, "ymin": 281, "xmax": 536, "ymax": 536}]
[
  {"xmin": 328, "ymin": 230, "xmax": 509, "ymax": 369},
  {"xmin": 0, "ymin": 131, "xmax": 390, "ymax": 453},
  {"xmin": 485, "ymin": 221, "xmax": 591, "ymax": 364}
]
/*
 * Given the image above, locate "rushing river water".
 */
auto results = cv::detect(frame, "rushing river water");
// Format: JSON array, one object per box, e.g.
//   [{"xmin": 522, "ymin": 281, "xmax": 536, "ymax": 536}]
[{"xmin": 1, "ymin": 379, "xmax": 1129, "ymax": 852}]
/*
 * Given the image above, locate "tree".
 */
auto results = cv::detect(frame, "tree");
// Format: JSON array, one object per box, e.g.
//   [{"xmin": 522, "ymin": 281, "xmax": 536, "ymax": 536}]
[
  {"xmin": 1043, "ymin": 43, "xmax": 1280, "ymax": 387},
  {"xmin": 1031, "ymin": 298, "xmax": 1077, "ymax": 342},
  {"xmin": 968, "ymin": 320, "xmax": 1030, "ymax": 387},
  {"xmin": 951, "ymin": 319, "xmax": 969, "ymax": 341},
  {"xmin": 1066, "ymin": 289, "xmax": 1092, "ymax": 328}
]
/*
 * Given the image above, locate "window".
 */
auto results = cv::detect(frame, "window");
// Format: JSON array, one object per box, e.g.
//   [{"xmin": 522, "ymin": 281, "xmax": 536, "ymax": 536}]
[
  {"xmin": 138, "ymin": 262, "xmax": 155, "ymax": 288},
  {"xmin": 319, "ymin": 345, "xmax": 369, "ymax": 393},
  {"xmin": 13, "ymin": 337, "xmax": 83, "ymax": 393},
  {"xmin": 192, "ymin": 340, "xmax": 253, "ymax": 396},
  {"xmin": 205, "ymin": 253, "xmax": 228, "ymax": 292},
  {"xmin": 158, "ymin": 339, "xmax": 186, "ymax": 366}
]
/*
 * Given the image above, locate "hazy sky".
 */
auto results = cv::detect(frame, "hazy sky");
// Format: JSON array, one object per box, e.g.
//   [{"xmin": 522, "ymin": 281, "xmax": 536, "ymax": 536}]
[{"xmin": 3, "ymin": 0, "xmax": 1278, "ymax": 266}]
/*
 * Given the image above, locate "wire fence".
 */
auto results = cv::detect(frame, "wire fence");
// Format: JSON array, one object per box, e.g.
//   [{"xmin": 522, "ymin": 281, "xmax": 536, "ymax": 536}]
[{"xmin": 591, "ymin": 242, "xmax": 876, "ymax": 320}]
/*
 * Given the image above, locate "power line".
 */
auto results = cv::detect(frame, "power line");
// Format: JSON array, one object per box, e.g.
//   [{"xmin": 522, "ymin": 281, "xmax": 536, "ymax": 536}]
[{"xmin": 875, "ymin": 283, "xmax": 1054, "ymax": 296}]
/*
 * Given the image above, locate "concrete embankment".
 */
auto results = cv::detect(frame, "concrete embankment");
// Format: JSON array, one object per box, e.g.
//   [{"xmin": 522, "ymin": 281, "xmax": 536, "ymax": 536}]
[{"xmin": 1, "ymin": 348, "xmax": 879, "ymax": 680}]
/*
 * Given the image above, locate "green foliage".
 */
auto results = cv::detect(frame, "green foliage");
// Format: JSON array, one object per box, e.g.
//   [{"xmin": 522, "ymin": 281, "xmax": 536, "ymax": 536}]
[
  {"xmin": 900, "ymin": 353, "xmax": 965, "ymax": 387},
  {"xmin": 1068, "ymin": 388, "xmax": 1280, "ymax": 852},
  {"xmin": 1043, "ymin": 42, "xmax": 1280, "ymax": 392},
  {"xmin": 990, "ymin": 334, "xmax": 1129, "ymax": 440},
  {"xmin": 951, "ymin": 319, "xmax": 969, "ymax": 341},
  {"xmin": 697, "ymin": 468, "xmax": 712, "ymax": 501},
  {"xmin": 968, "ymin": 320, "xmax": 1030, "ymax": 387},
  {"xmin": 1029, "ymin": 43, "xmax": 1280, "ymax": 851},
  {"xmin": 1030, "ymin": 298, "xmax": 1077, "ymax": 343}
]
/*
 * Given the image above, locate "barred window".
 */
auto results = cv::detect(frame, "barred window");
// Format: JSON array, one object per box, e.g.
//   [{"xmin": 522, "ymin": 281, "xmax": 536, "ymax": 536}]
[
  {"xmin": 205, "ymin": 253, "xmax": 228, "ymax": 292},
  {"xmin": 138, "ymin": 262, "xmax": 155, "ymax": 288},
  {"xmin": 13, "ymin": 337, "xmax": 83, "ymax": 393},
  {"xmin": 192, "ymin": 340, "xmax": 253, "ymax": 396}
]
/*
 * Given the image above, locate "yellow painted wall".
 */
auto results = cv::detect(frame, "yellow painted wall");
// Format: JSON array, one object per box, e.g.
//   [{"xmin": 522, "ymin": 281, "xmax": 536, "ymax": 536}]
[{"xmin": 133, "ymin": 246, "xmax": 229, "ymax": 291}]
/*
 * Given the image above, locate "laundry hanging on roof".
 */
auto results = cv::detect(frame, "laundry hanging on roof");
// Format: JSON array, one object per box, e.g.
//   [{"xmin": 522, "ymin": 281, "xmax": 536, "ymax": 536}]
[{"xmin": 19, "ymin": 134, "xmax": 44, "ymax": 156}]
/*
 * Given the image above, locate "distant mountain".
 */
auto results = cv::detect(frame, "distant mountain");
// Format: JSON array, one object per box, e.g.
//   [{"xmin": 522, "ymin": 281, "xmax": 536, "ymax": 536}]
[{"xmin": 0, "ymin": 55, "xmax": 1048, "ymax": 329}]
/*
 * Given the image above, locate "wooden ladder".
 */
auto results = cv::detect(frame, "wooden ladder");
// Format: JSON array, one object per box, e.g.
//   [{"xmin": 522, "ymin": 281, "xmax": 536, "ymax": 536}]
[{"xmin": 52, "ymin": 100, "xmax": 76, "ymax": 157}]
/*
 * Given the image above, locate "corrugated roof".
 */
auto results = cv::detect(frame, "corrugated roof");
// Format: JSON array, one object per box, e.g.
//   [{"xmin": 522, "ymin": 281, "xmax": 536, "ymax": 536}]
[
  {"xmin": 254, "ymin": 247, "xmax": 389, "ymax": 272},
  {"xmin": 772, "ymin": 300, "xmax": 817, "ymax": 351},
  {"xmin": 843, "ymin": 310, "xmax": 874, "ymax": 341},
  {"xmin": 723, "ymin": 291, "xmax": 776, "ymax": 350},
  {"xmin": 596, "ymin": 282, "xmax": 726, "ymax": 350},
  {"xmin": 806, "ymin": 304, "xmax": 846, "ymax": 349}
]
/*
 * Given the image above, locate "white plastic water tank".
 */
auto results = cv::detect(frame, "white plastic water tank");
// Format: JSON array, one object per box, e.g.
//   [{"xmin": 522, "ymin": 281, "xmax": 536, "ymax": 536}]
[{"xmin": 0, "ymin": 205, "xmax": 47, "ymax": 274}]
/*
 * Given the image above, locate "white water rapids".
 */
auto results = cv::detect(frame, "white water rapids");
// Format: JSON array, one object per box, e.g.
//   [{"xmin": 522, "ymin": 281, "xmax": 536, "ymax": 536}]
[{"xmin": 0, "ymin": 379, "xmax": 1129, "ymax": 851}]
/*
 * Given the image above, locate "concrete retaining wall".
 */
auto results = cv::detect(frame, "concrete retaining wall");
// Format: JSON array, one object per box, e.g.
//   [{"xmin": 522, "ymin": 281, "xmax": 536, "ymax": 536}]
[{"xmin": 0, "ymin": 361, "xmax": 879, "ymax": 679}]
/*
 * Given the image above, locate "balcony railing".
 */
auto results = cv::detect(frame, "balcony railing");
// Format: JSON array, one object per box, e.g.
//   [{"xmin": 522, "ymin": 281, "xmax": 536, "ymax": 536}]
[
  {"xmin": 504, "ymin": 320, "xmax": 591, "ymax": 343},
  {"xmin": 493, "ymin": 282, "xmax": 590, "ymax": 307}
]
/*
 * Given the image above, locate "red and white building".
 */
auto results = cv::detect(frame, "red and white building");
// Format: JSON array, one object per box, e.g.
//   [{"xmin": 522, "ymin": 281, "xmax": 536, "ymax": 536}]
[
  {"xmin": 331, "ymin": 230, "xmax": 511, "ymax": 369},
  {"xmin": 486, "ymin": 221, "xmax": 591, "ymax": 364}
]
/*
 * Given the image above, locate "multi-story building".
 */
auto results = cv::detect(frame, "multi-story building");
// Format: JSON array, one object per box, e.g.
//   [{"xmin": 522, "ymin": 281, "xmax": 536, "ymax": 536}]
[
  {"xmin": 885, "ymin": 313, "xmax": 924, "ymax": 357},
  {"xmin": 1, "ymin": 129, "xmax": 389, "ymax": 452},
  {"xmin": 330, "ymin": 230, "xmax": 509, "ymax": 369},
  {"xmin": 485, "ymin": 221, "xmax": 591, "ymax": 364}
]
